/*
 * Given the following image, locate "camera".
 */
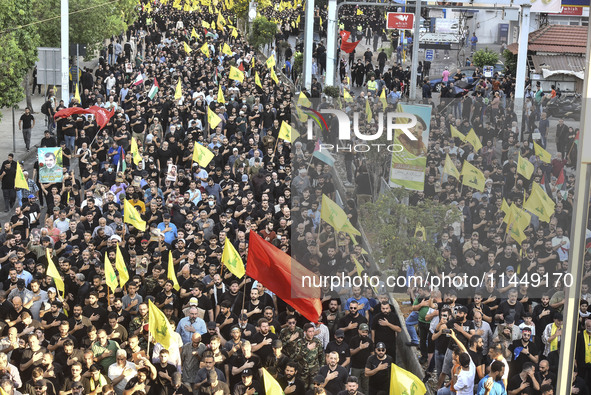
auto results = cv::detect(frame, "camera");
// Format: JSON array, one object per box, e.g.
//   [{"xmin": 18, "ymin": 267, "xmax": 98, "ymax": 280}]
[{"xmin": 442, "ymin": 329, "xmax": 451, "ymax": 335}]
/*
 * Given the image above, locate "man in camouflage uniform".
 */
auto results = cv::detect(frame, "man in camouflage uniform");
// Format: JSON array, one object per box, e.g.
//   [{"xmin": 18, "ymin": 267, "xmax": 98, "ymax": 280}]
[
  {"xmin": 294, "ymin": 323, "xmax": 324, "ymax": 388},
  {"xmin": 279, "ymin": 315, "xmax": 304, "ymax": 358},
  {"xmin": 128, "ymin": 302, "xmax": 149, "ymax": 349}
]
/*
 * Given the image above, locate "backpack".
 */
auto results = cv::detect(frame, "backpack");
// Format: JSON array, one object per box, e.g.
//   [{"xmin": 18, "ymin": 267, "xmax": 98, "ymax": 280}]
[{"xmin": 41, "ymin": 100, "xmax": 50, "ymax": 115}]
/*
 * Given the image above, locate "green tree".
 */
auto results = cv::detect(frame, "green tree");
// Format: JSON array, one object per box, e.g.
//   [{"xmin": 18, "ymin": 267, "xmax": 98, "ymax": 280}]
[
  {"xmin": 471, "ymin": 48, "xmax": 500, "ymax": 69},
  {"xmin": 360, "ymin": 188, "xmax": 460, "ymax": 273},
  {"xmin": 249, "ymin": 16, "xmax": 277, "ymax": 49},
  {"xmin": 33, "ymin": 0, "xmax": 138, "ymax": 56},
  {"xmin": 0, "ymin": 0, "xmax": 39, "ymax": 119},
  {"xmin": 503, "ymin": 49, "xmax": 517, "ymax": 77}
]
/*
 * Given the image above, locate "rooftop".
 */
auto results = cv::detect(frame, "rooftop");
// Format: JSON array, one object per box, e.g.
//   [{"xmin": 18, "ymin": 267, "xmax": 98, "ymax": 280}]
[{"xmin": 507, "ymin": 24, "xmax": 588, "ymax": 55}]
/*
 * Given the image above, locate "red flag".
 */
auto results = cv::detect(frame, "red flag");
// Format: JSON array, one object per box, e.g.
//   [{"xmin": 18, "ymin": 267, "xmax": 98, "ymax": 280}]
[
  {"xmin": 54, "ymin": 106, "xmax": 114, "ymax": 130},
  {"xmin": 556, "ymin": 168, "xmax": 565, "ymax": 190},
  {"xmin": 340, "ymin": 39, "xmax": 361, "ymax": 54},
  {"xmin": 238, "ymin": 62, "xmax": 245, "ymax": 72},
  {"xmin": 246, "ymin": 232, "xmax": 322, "ymax": 323},
  {"xmin": 339, "ymin": 30, "xmax": 351, "ymax": 41}
]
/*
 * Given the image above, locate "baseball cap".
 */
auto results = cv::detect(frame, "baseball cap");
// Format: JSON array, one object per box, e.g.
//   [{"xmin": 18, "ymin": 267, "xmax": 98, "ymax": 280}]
[
  {"xmin": 456, "ymin": 305, "xmax": 468, "ymax": 314},
  {"xmin": 359, "ymin": 323, "xmax": 369, "ymax": 331},
  {"xmin": 335, "ymin": 329, "xmax": 345, "ymax": 338},
  {"xmin": 506, "ymin": 266, "xmax": 515, "ymax": 272},
  {"xmin": 189, "ymin": 297, "xmax": 198, "ymax": 306},
  {"xmin": 313, "ymin": 375, "xmax": 325, "ymax": 384},
  {"xmin": 207, "ymin": 321, "xmax": 217, "ymax": 329},
  {"xmin": 375, "ymin": 342, "xmax": 386, "ymax": 350},
  {"xmin": 28, "ymin": 194, "xmax": 35, "ymax": 199},
  {"xmin": 242, "ymin": 369, "xmax": 253, "ymax": 377}
]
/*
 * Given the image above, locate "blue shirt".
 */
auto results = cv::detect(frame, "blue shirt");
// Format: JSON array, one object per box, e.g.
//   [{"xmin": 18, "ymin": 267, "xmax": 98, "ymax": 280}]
[
  {"xmin": 477, "ymin": 376, "xmax": 507, "ymax": 395},
  {"xmin": 157, "ymin": 221, "xmax": 178, "ymax": 245},
  {"xmin": 176, "ymin": 316, "xmax": 206, "ymax": 343},
  {"xmin": 345, "ymin": 296, "xmax": 370, "ymax": 316}
]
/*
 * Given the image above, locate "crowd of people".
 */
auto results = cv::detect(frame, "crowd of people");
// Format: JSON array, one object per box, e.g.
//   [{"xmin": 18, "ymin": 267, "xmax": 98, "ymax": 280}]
[{"xmin": 1, "ymin": 0, "xmax": 590, "ymax": 394}]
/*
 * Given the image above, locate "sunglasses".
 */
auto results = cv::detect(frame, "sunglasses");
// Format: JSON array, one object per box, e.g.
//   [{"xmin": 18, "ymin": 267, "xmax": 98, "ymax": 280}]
[{"xmin": 377, "ymin": 348, "xmax": 386, "ymax": 351}]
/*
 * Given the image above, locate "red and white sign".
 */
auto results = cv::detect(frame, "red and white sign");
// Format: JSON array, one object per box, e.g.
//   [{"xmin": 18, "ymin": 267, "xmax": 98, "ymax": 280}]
[
  {"xmin": 387, "ymin": 12, "xmax": 414, "ymax": 30},
  {"xmin": 559, "ymin": 6, "xmax": 583, "ymax": 14}
]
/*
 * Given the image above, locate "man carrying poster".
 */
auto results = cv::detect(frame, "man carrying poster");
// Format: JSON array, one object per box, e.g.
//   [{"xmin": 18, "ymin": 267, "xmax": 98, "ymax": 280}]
[{"xmin": 38, "ymin": 148, "xmax": 64, "ymax": 184}]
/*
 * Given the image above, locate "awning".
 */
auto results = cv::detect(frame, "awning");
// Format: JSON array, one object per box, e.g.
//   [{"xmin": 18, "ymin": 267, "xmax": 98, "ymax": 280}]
[{"xmin": 531, "ymin": 54, "xmax": 585, "ymax": 80}]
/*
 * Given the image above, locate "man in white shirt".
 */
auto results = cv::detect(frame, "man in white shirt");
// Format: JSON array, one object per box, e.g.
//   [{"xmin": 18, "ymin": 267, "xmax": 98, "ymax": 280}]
[
  {"xmin": 551, "ymin": 226, "xmax": 570, "ymax": 263},
  {"xmin": 108, "ymin": 349, "xmax": 137, "ymax": 395}
]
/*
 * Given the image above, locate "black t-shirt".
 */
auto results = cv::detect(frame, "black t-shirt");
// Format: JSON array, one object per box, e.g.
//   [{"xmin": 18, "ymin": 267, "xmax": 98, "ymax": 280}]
[
  {"xmin": 155, "ymin": 362, "xmax": 177, "ymax": 394},
  {"xmin": 20, "ymin": 113, "xmax": 34, "ymax": 129},
  {"xmin": 124, "ymin": 377, "xmax": 155, "ymax": 395},
  {"xmin": 250, "ymin": 331, "xmax": 277, "ymax": 363},
  {"xmin": 507, "ymin": 373, "xmax": 536, "ymax": 395},
  {"xmin": 371, "ymin": 311, "xmax": 401, "ymax": 348},
  {"xmin": 446, "ymin": 319, "xmax": 475, "ymax": 350},
  {"xmin": 497, "ymin": 301, "xmax": 525, "ymax": 324},
  {"xmin": 365, "ymin": 354, "xmax": 393, "ymax": 390},
  {"xmin": 318, "ymin": 365, "xmax": 348, "ymax": 395},
  {"xmin": 468, "ymin": 349, "xmax": 484, "ymax": 385},
  {"xmin": 509, "ymin": 339, "xmax": 539, "ymax": 373},
  {"xmin": 349, "ymin": 335, "xmax": 373, "ymax": 369},
  {"xmin": 325, "ymin": 340, "xmax": 351, "ymax": 366}
]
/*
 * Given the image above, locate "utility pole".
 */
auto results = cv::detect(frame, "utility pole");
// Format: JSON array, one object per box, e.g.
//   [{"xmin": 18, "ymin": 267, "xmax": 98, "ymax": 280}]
[
  {"xmin": 61, "ymin": 0, "xmax": 69, "ymax": 106},
  {"xmin": 408, "ymin": 0, "xmax": 422, "ymax": 102},
  {"xmin": 557, "ymin": 18, "xmax": 591, "ymax": 395},
  {"xmin": 514, "ymin": 4, "xmax": 531, "ymax": 141},
  {"xmin": 325, "ymin": 0, "xmax": 338, "ymax": 88},
  {"xmin": 303, "ymin": 0, "xmax": 315, "ymax": 90}
]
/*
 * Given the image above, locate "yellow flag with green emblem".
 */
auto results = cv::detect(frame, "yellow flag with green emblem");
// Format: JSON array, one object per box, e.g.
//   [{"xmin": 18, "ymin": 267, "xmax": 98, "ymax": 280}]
[
  {"xmin": 320, "ymin": 194, "xmax": 361, "ymax": 236},
  {"xmin": 278, "ymin": 121, "xmax": 299, "ymax": 142},
  {"xmin": 222, "ymin": 43, "xmax": 233, "ymax": 56},
  {"xmin": 390, "ymin": 363, "xmax": 426, "ymax": 395},
  {"xmin": 104, "ymin": 255, "xmax": 118, "ymax": 293},
  {"xmin": 202, "ymin": 20, "xmax": 210, "ymax": 28},
  {"xmin": 517, "ymin": 155, "xmax": 534, "ymax": 180},
  {"xmin": 123, "ymin": 199, "xmax": 146, "ymax": 231},
  {"xmin": 534, "ymin": 142, "xmax": 551, "ymax": 164},
  {"xmin": 465, "ymin": 128, "xmax": 482, "ymax": 152},
  {"xmin": 229, "ymin": 66, "xmax": 244, "ymax": 83},
  {"xmin": 148, "ymin": 300, "xmax": 173, "ymax": 348},
  {"xmin": 130, "ymin": 137, "xmax": 141, "ymax": 165},
  {"xmin": 450, "ymin": 125, "xmax": 466, "ymax": 141},
  {"xmin": 201, "ymin": 43, "xmax": 210, "ymax": 58},
  {"xmin": 217, "ymin": 84, "xmax": 225, "ymax": 103},
  {"xmin": 265, "ymin": 54, "xmax": 276, "ymax": 69},
  {"xmin": 523, "ymin": 182, "xmax": 555, "ymax": 223},
  {"xmin": 193, "ymin": 142, "xmax": 215, "ymax": 167},
  {"xmin": 343, "ymin": 89, "xmax": 353, "ymax": 103},
  {"xmin": 507, "ymin": 204, "xmax": 531, "ymax": 244},
  {"xmin": 380, "ymin": 89, "xmax": 387, "ymax": 110},
  {"xmin": 255, "ymin": 72, "xmax": 263, "ymax": 89},
  {"xmin": 207, "ymin": 106, "xmax": 222, "ymax": 129},
  {"xmin": 460, "ymin": 161, "xmax": 485, "ymax": 192},
  {"xmin": 116, "ymin": 244, "xmax": 129, "ymax": 287},
  {"xmin": 365, "ymin": 99, "xmax": 372, "ymax": 123},
  {"xmin": 221, "ymin": 237, "xmax": 245, "ymax": 278},
  {"xmin": 46, "ymin": 249, "xmax": 64, "ymax": 299},
  {"xmin": 15, "ymin": 162, "xmax": 28, "ymax": 190},
  {"xmin": 443, "ymin": 153, "xmax": 460, "ymax": 179},
  {"xmin": 231, "ymin": 27, "xmax": 238, "ymax": 38},
  {"xmin": 270, "ymin": 67, "xmax": 279, "ymax": 85},
  {"xmin": 168, "ymin": 250, "xmax": 181, "ymax": 291},
  {"xmin": 191, "ymin": 28, "xmax": 199, "ymax": 39},
  {"xmin": 183, "ymin": 42, "xmax": 192, "ymax": 53}
]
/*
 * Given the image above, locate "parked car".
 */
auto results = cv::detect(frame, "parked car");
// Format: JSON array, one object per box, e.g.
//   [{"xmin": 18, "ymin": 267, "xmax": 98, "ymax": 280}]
[{"xmin": 428, "ymin": 67, "xmax": 477, "ymax": 92}]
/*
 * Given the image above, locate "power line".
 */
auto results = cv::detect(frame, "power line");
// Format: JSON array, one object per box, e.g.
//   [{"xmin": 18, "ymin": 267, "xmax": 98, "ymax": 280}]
[{"xmin": 0, "ymin": 0, "xmax": 130, "ymax": 36}]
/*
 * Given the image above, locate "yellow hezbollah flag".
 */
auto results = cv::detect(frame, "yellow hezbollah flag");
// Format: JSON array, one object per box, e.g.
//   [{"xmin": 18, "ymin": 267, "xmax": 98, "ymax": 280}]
[
  {"xmin": 148, "ymin": 300, "xmax": 173, "ymax": 348},
  {"xmin": 168, "ymin": 250, "xmax": 181, "ymax": 291},
  {"xmin": 450, "ymin": 125, "xmax": 466, "ymax": 141},
  {"xmin": 116, "ymin": 244, "xmax": 129, "ymax": 287},
  {"xmin": 321, "ymin": 194, "xmax": 361, "ymax": 236},
  {"xmin": 46, "ymin": 249, "xmax": 64, "ymax": 298},
  {"xmin": 207, "ymin": 106, "xmax": 222, "ymax": 129},
  {"xmin": 278, "ymin": 120, "xmax": 299, "ymax": 142},
  {"xmin": 74, "ymin": 83, "xmax": 81, "ymax": 103},
  {"xmin": 343, "ymin": 89, "xmax": 353, "ymax": 103},
  {"xmin": 221, "ymin": 237, "xmax": 245, "ymax": 278},
  {"xmin": 183, "ymin": 41, "xmax": 192, "ymax": 53},
  {"xmin": 390, "ymin": 363, "xmax": 426, "ymax": 395},
  {"xmin": 501, "ymin": 198, "xmax": 510, "ymax": 218},
  {"xmin": 222, "ymin": 43, "xmax": 233, "ymax": 56},
  {"xmin": 534, "ymin": 141, "xmax": 552, "ymax": 164},
  {"xmin": 15, "ymin": 162, "xmax": 28, "ymax": 190},
  {"xmin": 104, "ymin": 255, "xmax": 118, "ymax": 293},
  {"xmin": 193, "ymin": 142, "xmax": 215, "ymax": 167},
  {"xmin": 202, "ymin": 20, "xmax": 210, "ymax": 28},
  {"xmin": 270, "ymin": 67, "xmax": 279, "ymax": 84},
  {"xmin": 262, "ymin": 368, "xmax": 284, "ymax": 395},
  {"xmin": 124, "ymin": 199, "xmax": 146, "ymax": 231},
  {"xmin": 217, "ymin": 84, "xmax": 225, "ymax": 103},
  {"xmin": 460, "ymin": 161, "xmax": 485, "ymax": 192},
  {"xmin": 130, "ymin": 137, "xmax": 141, "ymax": 165},
  {"xmin": 523, "ymin": 182, "xmax": 555, "ymax": 223},
  {"xmin": 380, "ymin": 89, "xmax": 387, "ymax": 110},
  {"xmin": 191, "ymin": 28, "xmax": 199, "ymax": 39},
  {"xmin": 217, "ymin": 13, "xmax": 226, "ymax": 26},
  {"xmin": 465, "ymin": 128, "xmax": 482, "ymax": 152},
  {"xmin": 443, "ymin": 153, "xmax": 460, "ymax": 179},
  {"xmin": 229, "ymin": 66, "xmax": 244, "ymax": 83},
  {"xmin": 507, "ymin": 204, "xmax": 531, "ymax": 244},
  {"xmin": 231, "ymin": 27, "xmax": 238, "ymax": 38},
  {"xmin": 517, "ymin": 155, "xmax": 534, "ymax": 180},
  {"xmin": 265, "ymin": 54, "xmax": 276, "ymax": 69},
  {"xmin": 356, "ymin": 8, "xmax": 363, "ymax": 15},
  {"xmin": 255, "ymin": 72, "xmax": 263, "ymax": 89},
  {"xmin": 365, "ymin": 99, "xmax": 372, "ymax": 123},
  {"xmin": 174, "ymin": 79, "xmax": 182, "ymax": 100},
  {"xmin": 200, "ymin": 43, "xmax": 210, "ymax": 58}
]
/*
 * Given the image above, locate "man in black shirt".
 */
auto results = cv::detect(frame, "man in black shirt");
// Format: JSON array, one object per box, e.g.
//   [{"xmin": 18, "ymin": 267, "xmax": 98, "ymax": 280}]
[
  {"xmin": 19, "ymin": 108, "xmax": 35, "ymax": 151},
  {"xmin": 251, "ymin": 318, "xmax": 277, "ymax": 363},
  {"xmin": 509, "ymin": 327, "xmax": 539, "ymax": 374},
  {"xmin": 324, "ymin": 329, "xmax": 350, "ymax": 368},
  {"xmin": 371, "ymin": 301, "xmax": 402, "ymax": 362},
  {"xmin": 318, "ymin": 351, "xmax": 349, "ymax": 395},
  {"xmin": 0, "ymin": 153, "xmax": 16, "ymax": 212},
  {"xmin": 278, "ymin": 361, "xmax": 306, "ymax": 395},
  {"xmin": 364, "ymin": 342, "xmax": 392, "ymax": 395}
]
